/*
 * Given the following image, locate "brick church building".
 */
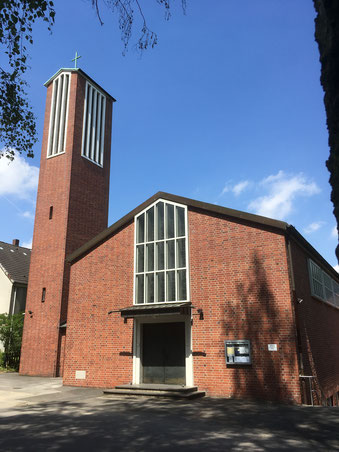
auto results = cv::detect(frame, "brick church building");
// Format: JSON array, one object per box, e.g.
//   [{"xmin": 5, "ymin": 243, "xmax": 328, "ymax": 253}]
[{"xmin": 20, "ymin": 67, "xmax": 339, "ymax": 405}]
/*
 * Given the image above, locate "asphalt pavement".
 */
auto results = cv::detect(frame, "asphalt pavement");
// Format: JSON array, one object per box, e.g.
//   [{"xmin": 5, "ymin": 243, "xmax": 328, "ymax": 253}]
[{"xmin": 0, "ymin": 373, "xmax": 338, "ymax": 451}]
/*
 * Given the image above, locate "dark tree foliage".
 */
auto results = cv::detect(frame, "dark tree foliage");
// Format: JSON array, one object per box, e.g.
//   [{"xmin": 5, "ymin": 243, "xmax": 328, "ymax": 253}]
[
  {"xmin": 313, "ymin": 0, "xmax": 339, "ymax": 262},
  {"xmin": 91, "ymin": 0, "xmax": 186, "ymax": 54},
  {"xmin": 0, "ymin": 0, "xmax": 55, "ymax": 160}
]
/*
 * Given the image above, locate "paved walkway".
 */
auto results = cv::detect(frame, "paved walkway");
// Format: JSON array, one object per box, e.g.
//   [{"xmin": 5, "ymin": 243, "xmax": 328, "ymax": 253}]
[{"xmin": 0, "ymin": 373, "xmax": 338, "ymax": 451}]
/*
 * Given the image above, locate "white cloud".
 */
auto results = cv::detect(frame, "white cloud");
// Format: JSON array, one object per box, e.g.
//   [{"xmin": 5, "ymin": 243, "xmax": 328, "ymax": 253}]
[
  {"xmin": 303, "ymin": 221, "xmax": 325, "ymax": 234},
  {"xmin": 0, "ymin": 152, "xmax": 39, "ymax": 200},
  {"xmin": 22, "ymin": 239, "xmax": 32, "ymax": 249},
  {"xmin": 232, "ymin": 180, "xmax": 249, "ymax": 196},
  {"xmin": 333, "ymin": 265, "xmax": 339, "ymax": 274},
  {"xmin": 218, "ymin": 180, "xmax": 250, "ymax": 199},
  {"xmin": 331, "ymin": 226, "xmax": 338, "ymax": 239},
  {"xmin": 219, "ymin": 184, "xmax": 230, "ymax": 197},
  {"xmin": 248, "ymin": 171, "xmax": 320, "ymax": 220},
  {"xmin": 20, "ymin": 211, "xmax": 34, "ymax": 220}
]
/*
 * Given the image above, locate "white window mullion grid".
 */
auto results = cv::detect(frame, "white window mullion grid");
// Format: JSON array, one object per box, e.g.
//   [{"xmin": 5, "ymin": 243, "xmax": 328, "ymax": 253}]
[
  {"xmin": 308, "ymin": 259, "xmax": 339, "ymax": 309},
  {"xmin": 164, "ymin": 204, "xmax": 167, "ymax": 302},
  {"xmin": 134, "ymin": 200, "xmax": 189, "ymax": 305},
  {"xmin": 174, "ymin": 209, "xmax": 178, "ymax": 301},
  {"xmin": 155, "ymin": 207, "xmax": 158, "ymax": 303},
  {"xmin": 185, "ymin": 207, "xmax": 190, "ymax": 302}
]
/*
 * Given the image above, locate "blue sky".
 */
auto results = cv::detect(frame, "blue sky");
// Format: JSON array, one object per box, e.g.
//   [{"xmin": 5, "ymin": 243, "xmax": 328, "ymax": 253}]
[{"xmin": 0, "ymin": 0, "xmax": 338, "ymax": 270}]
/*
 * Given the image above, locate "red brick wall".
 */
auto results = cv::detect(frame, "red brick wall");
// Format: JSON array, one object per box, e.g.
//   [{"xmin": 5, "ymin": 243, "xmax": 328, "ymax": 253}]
[
  {"xmin": 63, "ymin": 222, "xmax": 134, "ymax": 387},
  {"xmin": 20, "ymin": 71, "xmax": 113, "ymax": 376},
  {"xmin": 63, "ymin": 206, "xmax": 301, "ymax": 403},
  {"xmin": 290, "ymin": 239, "xmax": 339, "ymax": 404},
  {"xmin": 189, "ymin": 209, "xmax": 301, "ymax": 403}
]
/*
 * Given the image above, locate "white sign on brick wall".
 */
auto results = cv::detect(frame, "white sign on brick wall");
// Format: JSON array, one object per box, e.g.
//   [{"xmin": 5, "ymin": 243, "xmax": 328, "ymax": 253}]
[
  {"xmin": 75, "ymin": 370, "xmax": 86, "ymax": 380},
  {"xmin": 268, "ymin": 344, "xmax": 278, "ymax": 351}
]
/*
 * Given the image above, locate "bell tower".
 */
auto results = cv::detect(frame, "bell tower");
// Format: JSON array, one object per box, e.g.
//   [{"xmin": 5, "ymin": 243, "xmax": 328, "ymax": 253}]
[{"xmin": 20, "ymin": 68, "xmax": 115, "ymax": 376}]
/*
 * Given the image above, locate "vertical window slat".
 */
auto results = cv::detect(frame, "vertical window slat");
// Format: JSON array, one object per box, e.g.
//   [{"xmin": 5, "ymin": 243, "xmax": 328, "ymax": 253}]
[
  {"xmin": 47, "ymin": 73, "xmax": 70, "ymax": 158},
  {"xmin": 81, "ymin": 82, "xmax": 106, "ymax": 167},
  {"xmin": 90, "ymin": 89, "xmax": 98, "ymax": 162},
  {"xmin": 53, "ymin": 74, "xmax": 63, "ymax": 155},
  {"xmin": 95, "ymin": 94, "xmax": 102, "ymax": 164},
  {"xmin": 100, "ymin": 97, "xmax": 106, "ymax": 166},
  {"xmin": 48, "ymin": 80, "xmax": 58, "ymax": 156},
  {"xmin": 85, "ymin": 86, "xmax": 93, "ymax": 158}
]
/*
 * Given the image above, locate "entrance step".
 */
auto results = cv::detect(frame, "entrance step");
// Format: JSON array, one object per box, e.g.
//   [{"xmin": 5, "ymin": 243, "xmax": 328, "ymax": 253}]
[{"xmin": 103, "ymin": 384, "xmax": 205, "ymax": 400}]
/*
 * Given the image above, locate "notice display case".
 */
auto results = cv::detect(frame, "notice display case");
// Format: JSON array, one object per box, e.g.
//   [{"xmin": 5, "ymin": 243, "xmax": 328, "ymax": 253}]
[{"xmin": 224, "ymin": 340, "xmax": 251, "ymax": 365}]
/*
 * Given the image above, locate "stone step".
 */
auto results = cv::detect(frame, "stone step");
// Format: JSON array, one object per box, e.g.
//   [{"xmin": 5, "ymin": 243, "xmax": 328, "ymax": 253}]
[
  {"xmin": 103, "ymin": 388, "xmax": 205, "ymax": 400},
  {"xmin": 114, "ymin": 384, "xmax": 199, "ymax": 394}
]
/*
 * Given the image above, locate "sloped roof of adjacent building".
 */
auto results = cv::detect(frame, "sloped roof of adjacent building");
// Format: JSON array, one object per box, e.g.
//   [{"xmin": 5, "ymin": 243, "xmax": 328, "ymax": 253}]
[{"xmin": 0, "ymin": 241, "xmax": 31, "ymax": 284}]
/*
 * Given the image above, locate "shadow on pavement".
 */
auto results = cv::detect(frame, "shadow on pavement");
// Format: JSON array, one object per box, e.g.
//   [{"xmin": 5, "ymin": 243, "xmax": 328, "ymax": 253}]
[{"xmin": 0, "ymin": 396, "xmax": 338, "ymax": 451}]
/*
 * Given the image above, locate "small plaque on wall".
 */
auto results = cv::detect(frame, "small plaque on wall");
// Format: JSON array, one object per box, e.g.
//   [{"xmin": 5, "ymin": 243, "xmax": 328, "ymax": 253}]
[
  {"xmin": 224, "ymin": 340, "xmax": 251, "ymax": 365},
  {"xmin": 268, "ymin": 344, "xmax": 278, "ymax": 351},
  {"xmin": 75, "ymin": 370, "xmax": 86, "ymax": 380}
]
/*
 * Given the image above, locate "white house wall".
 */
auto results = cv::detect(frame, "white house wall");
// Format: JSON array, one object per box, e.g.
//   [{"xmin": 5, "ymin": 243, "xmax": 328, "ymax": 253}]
[{"xmin": 0, "ymin": 268, "xmax": 12, "ymax": 314}]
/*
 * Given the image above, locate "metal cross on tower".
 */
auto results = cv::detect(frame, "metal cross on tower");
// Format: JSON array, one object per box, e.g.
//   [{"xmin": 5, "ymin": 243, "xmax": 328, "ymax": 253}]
[{"xmin": 72, "ymin": 51, "xmax": 82, "ymax": 68}]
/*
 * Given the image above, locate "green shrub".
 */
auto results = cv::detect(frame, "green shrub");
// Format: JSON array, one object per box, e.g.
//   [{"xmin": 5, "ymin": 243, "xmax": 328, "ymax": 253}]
[{"xmin": 0, "ymin": 313, "xmax": 24, "ymax": 371}]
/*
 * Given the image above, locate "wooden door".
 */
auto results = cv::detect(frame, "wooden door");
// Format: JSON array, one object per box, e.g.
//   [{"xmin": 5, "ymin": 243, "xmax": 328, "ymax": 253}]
[{"xmin": 142, "ymin": 322, "xmax": 185, "ymax": 384}]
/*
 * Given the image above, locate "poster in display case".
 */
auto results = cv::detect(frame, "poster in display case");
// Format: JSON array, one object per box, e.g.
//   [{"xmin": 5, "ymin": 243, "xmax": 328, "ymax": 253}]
[{"xmin": 224, "ymin": 340, "xmax": 251, "ymax": 365}]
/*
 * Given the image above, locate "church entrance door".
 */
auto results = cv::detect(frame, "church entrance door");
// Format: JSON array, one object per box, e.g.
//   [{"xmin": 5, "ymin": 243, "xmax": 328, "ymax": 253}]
[{"xmin": 142, "ymin": 322, "xmax": 185, "ymax": 385}]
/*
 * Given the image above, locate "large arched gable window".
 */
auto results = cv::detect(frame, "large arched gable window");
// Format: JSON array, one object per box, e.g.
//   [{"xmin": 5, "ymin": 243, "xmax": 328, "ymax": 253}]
[{"xmin": 134, "ymin": 199, "xmax": 189, "ymax": 304}]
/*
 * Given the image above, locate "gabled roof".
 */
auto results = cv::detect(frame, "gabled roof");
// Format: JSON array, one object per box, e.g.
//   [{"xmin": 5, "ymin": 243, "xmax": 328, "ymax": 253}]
[
  {"xmin": 44, "ymin": 68, "xmax": 116, "ymax": 102},
  {"xmin": 0, "ymin": 241, "xmax": 31, "ymax": 284},
  {"xmin": 67, "ymin": 192, "xmax": 339, "ymax": 281},
  {"xmin": 67, "ymin": 191, "xmax": 289, "ymax": 264}
]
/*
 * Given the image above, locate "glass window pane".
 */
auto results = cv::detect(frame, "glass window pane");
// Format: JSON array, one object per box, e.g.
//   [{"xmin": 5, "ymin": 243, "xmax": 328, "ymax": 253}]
[
  {"xmin": 167, "ymin": 271, "xmax": 176, "ymax": 301},
  {"xmin": 176, "ymin": 206, "xmax": 185, "ymax": 237},
  {"xmin": 177, "ymin": 238, "xmax": 186, "ymax": 268},
  {"xmin": 156, "ymin": 242, "xmax": 164, "ymax": 270},
  {"xmin": 166, "ymin": 204, "xmax": 174, "ymax": 238},
  {"xmin": 136, "ymin": 214, "xmax": 145, "ymax": 244},
  {"xmin": 156, "ymin": 202, "xmax": 164, "ymax": 240},
  {"xmin": 177, "ymin": 270, "xmax": 187, "ymax": 300},
  {"xmin": 146, "ymin": 243, "xmax": 154, "ymax": 271},
  {"xmin": 136, "ymin": 275, "xmax": 144, "ymax": 304},
  {"xmin": 137, "ymin": 245, "xmax": 144, "ymax": 272},
  {"xmin": 157, "ymin": 272, "xmax": 165, "ymax": 302},
  {"xmin": 146, "ymin": 207, "xmax": 154, "ymax": 242},
  {"xmin": 146, "ymin": 273, "xmax": 154, "ymax": 303},
  {"xmin": 166, "ymin": 240, "xmax": 175, "ymax": 269}
]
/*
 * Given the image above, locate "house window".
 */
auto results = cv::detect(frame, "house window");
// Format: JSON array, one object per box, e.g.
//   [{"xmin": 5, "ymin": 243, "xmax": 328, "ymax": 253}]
[
  {"xmin": 81, "ymin": 82, "xmax": 106, "ymax": 167},
  {"xmin": 47, "ymin": 72, "xmax": 71, "ymax": 157},
  {"xmin": 134, "ymin": 200, "xmax": 189, "ymax": 304},
  {"xmin": 308, "ymin": 259, "xmax": 339, "ymax": 308}
]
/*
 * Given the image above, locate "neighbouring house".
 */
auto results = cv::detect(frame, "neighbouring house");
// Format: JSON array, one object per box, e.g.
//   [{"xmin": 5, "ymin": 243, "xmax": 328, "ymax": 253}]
[
  {"xmin": 0, "ymin": 240, "xmax": 31, "ymax": 350},
  {"xmin": 19, "ymin": 67, "xmax": 339, "ymax": 405}
]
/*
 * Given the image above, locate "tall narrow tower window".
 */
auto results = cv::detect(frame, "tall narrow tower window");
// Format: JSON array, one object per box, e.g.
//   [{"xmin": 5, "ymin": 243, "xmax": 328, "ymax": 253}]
[
  {"xmin": 81, "ymin": 82, "xmax": 106, "ymax": 167},
  {"xmin": 47, "ymin": 72, "xmax": 71, "ymax": 157}
]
